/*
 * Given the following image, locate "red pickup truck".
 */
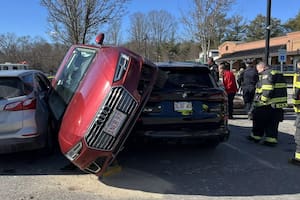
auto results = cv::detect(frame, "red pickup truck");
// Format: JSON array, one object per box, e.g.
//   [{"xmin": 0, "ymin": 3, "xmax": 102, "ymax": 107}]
[{"xmin": 48, "ymin": 33, "xmax": 158, "ymax": 176}]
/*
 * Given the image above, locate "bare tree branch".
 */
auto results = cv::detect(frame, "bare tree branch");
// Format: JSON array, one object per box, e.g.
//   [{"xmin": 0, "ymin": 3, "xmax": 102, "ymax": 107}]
[
  {"xmin": 181, "ymin": 0, "xmax": 234, "ymax": 62},
  {"xmin": 41, "ymin": 0, "xmax": 130, "ymax": 45}
]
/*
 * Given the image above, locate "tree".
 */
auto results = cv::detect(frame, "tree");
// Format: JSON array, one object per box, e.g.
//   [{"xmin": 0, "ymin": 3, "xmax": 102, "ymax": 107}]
[
  {"xmin": 127, "ymin": 12, "xmax": 149, "ymax": 57},
  {"xmin": 181, "ymin": 0, "xmax": 234, "ymax": 63},
  {"xmin": 41, "ymin": 0, "xmax": 130, "ymax": 45},
  {"xmin": 127, "ymin": 10, "xmax": 177, "ymax": 61},
  {"xmin": 222, "ymin": 14, "xmax": 247, "ymax": 42},
  {"xmin": 0, "ymin": 33, "xmax": 67, "ymax": 72},
  {"xmin": 284, "ymin": 10, "xmax": 300, "ymax": 32},
  {"xmin": 246, "ymin": 14, "xmax": 286, "ymax": 41},
  {"xmin": 147, "ymin": 10, "xmax": 177, "ymax": 61},
  {"xmin": 104, "ymin": 20, "xmax": 122, "ymax": 45},
  {"xmin": 0, "ymin": 33, "xmax": 19, "ymax": 62},
  {"xmin": 212, "ymin": 12, "xmax": 230, "ymax": 47}
]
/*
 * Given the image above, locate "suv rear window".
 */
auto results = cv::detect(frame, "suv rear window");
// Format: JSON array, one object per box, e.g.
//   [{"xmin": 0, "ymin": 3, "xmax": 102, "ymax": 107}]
[
  {"xmin": 155, "ymin": 68, "xmax": 214, "ymax": 91},
  {"xmin": 0, "ymin": 77, "xmax": 24, "ymax": 99}
]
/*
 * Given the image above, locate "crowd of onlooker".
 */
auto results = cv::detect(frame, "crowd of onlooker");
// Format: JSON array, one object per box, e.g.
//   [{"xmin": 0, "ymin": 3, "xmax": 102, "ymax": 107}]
[{"xmin": 207, "ymin": 57, "xmax": 300, "ymax": 166}]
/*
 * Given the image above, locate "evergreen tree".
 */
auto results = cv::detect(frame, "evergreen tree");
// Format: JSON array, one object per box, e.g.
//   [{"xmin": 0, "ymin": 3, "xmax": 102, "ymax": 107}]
[
  {"xmin": 284, "ymin": 10, "xmax": 300, "ymax": 32},
  {"xmin": 246, "ymin": 14, "xmax": 286, "ymax": 41}
]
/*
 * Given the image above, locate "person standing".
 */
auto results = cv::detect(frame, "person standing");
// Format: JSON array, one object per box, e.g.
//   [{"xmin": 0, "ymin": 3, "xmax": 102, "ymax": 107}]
[
  {"xmin": 237, "ymin": 59, "xmax": 259, "ymax": 115},
  {"xmin": 218, "ymin": 62, "xmax": 238, "ymax": 119},
  {"xmin": 207, "ymin": 57, "xmax": 219, "ymax": 82},
  {"xmin": 236, "ymin": 64, "xmax": 245, "ymax": 87},
  {"xmin": 247, "ymin": 61, "xmax": 288, "ymax": 146},
  {"xmin": 290, "ymin": 62, "xmax": 300, "ymax": 165}
]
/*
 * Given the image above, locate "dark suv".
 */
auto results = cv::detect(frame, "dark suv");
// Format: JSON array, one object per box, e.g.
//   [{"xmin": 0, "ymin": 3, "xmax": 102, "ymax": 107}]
[{"xmin": 133, "ymin": 61, "xmax": 229, "ymax": 146}]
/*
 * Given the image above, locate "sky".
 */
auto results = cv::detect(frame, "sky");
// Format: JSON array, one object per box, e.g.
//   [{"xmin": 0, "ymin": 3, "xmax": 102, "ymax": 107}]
[{"xmin": 0, "ymin": 0, "xmax": 299, "ymax": 41}]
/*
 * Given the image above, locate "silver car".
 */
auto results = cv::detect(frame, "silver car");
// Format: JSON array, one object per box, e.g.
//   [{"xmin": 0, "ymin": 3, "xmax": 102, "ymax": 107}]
[{"xmin": 0, "ymin": 70, "xmax": 52, "ymax": 154}]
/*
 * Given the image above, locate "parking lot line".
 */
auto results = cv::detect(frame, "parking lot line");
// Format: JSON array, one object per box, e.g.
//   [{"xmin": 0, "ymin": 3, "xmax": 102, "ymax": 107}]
[{"xmin": 224, "ymin": 143, "xmax": 279, "ymax": 170}]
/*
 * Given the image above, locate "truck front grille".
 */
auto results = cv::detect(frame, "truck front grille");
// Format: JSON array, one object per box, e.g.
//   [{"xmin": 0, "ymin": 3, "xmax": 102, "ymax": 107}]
[{"xmin": 85, "ymin": 87, "xmax": 138, "ymax": 150}]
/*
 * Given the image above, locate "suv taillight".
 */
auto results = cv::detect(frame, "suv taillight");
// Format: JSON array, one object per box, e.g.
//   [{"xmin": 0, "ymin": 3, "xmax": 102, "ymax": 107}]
[{"xmin": 4, "ymin": 98, "xmax": 36, "ymax": 111}]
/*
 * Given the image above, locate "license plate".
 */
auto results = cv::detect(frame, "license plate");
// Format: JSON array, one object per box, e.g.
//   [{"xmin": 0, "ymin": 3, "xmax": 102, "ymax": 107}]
[
  {"xmin": 174, "ymin": 101, "xmax": 192, "ymax": 111},
  {"xmin": 103, "ymin": 110, "xmax": 127, "ymax": 137}
]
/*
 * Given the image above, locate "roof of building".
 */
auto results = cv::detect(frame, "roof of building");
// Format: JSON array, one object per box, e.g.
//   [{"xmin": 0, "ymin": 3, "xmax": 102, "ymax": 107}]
[{"xmin": 217, "ymin": 45, "xmax": 286, "ymax": 61}]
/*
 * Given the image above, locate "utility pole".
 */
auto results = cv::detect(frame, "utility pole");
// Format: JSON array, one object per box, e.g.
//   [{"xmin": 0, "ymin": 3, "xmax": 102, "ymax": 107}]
[{"xmin": 265, "ymin": 0, "xmax": 271, "ymax": 65}]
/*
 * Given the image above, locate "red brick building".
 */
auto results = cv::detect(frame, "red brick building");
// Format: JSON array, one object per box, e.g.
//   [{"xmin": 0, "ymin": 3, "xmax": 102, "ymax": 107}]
[{"xmin": 217, "ymin": 31, "xmax": 300, "ymax": 71}]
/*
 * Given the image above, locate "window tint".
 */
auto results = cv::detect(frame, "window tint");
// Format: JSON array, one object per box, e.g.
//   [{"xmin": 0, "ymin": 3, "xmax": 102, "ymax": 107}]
[
  {"xmin": 0, "ymin": 77, "xmax": 23, "ymax": 99},
  {"xmin": 49, "ymin": 47, "xmax": 96, "ymax": 120},
  {"xmin": 21, "ymin": 74, "xmax": 34, "ymax": 94},
  {"xmin": 55, "ymin": 47, "xmax": 96, "ymax": 104},
  {"xmin": 155, "ymin": 68, "xmax": 213, "ymax": 90}
]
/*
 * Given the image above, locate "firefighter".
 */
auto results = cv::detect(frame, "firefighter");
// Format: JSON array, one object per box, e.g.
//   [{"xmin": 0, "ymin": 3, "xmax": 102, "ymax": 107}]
[
  {"xmin": 290, "ymin": 62, "xmax": 300, "ymax": 165},
  {"xmin": 247, "ymin": 61, "xmax": 288, "ymax": 146}
]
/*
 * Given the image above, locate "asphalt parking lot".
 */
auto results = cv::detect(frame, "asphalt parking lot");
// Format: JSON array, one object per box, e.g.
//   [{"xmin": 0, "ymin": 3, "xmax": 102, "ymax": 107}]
[{"xmin": 0, "ymin": 111, "xmax": 299, "ymax": 200}]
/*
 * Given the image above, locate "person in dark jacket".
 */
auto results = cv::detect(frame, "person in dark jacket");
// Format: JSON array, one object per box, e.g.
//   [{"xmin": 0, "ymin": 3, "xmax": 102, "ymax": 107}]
[
  {"xmin": 237, "ymin": 59, "xmax": 259, "ymax": 115},
  {"xmin": 207, "ymin": 57, "xmax": 219, "ymax": 82},
  {"xmin": 247, "ymin": 61, "xmax": 287, "ymax": 146}
]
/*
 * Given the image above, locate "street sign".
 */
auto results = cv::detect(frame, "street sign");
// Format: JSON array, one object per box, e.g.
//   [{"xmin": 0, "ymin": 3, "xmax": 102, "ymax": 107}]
[{"xmin": 278, "ymin": 49, "xmax": 287, "ymax": 62}]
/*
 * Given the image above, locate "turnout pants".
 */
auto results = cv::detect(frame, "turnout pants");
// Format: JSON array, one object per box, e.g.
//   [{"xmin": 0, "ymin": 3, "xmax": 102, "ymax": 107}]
[
  {"xmin": 252, "ymin": 105, "xmax": 281, "ymax": 139},
  {"xmin": 295, "ymin": 113, "xmax": 300, "ymax": 153}
]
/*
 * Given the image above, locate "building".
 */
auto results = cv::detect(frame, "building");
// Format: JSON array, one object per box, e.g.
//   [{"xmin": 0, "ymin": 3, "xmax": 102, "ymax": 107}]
[
  {"xmin": 198, "ymin": 49, "xmax": 219, "ymax": 63},
  {"xmin": 217, "ymin": 31, "xmax": 300, "ymax": 71}
]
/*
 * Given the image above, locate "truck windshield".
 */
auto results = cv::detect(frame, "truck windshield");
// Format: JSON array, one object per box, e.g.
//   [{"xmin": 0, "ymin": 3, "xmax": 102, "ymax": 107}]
[{"xmin": 49, "ymin": 47, "xmax": 96, "ymax": 121}]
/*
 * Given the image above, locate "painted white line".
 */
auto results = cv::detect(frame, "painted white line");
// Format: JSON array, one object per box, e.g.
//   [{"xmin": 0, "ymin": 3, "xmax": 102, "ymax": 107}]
[{"xmin": 224, "ymin": 142, "xmax": 279, "ymax": 170}]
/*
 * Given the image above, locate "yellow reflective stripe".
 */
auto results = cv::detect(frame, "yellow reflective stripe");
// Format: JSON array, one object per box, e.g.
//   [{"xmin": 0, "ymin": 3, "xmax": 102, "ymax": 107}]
[
  {"xmin": 294, "ymin": 105, "xmax": 300, "ymax": 112},
  {"xmin": 295, "ymin": 82, "xmax": 300, "ymax": 88},
  {"xmin": 270, "ymin": 97, "xmax": 287, "ymax": 103},
  {"xmin": 261, "ymin": 95, "xmax": 268, "ymax": 101},
  {"xmin": 262, "ymin": 84, "xmax": 273, "ymax": 90},
  {"xmin": 265, "ymin": 137, "xmax": 278, "ymax": 143},
  {"xmin": 296, "ymin": 152, "xmax": 300, "ymax": 160},
  {"xmin": 274, "ymin": 103, "xmax": 288, "ymax": 108},
  {"xmin": 251, "ymin": 133, "xmax": 262, "ymax": 140},
  {"xmin": 271, "ymin": 70, "xmax": 281, "ymax": 75},
  {"xmin": 274, "ymin": 83, "xmax": 287, "ymax": 88},
  {"xmin": 292, "ymin": 99, "xmax": 300, "ymax": 104},
  {"xmin": 256, "ymin": 88, "xmax": 262, "ymax": 93},
  {"xmin": 254, "ymin": 101, "xmax": 268, "ymax": 107}
]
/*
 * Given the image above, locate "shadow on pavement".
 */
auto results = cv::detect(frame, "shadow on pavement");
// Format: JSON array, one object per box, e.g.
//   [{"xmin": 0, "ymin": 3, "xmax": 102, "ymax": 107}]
[
  {"xmin": 101, "ymin": 118, "xmax": 300, "ymax": 197},
  {"xmin": 1, "ymin": 114, "xmax": 299, "ymax": 197},
  {"xmin": 0, "ymin": 147, "xmax": 84, "ymax": 176}
]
